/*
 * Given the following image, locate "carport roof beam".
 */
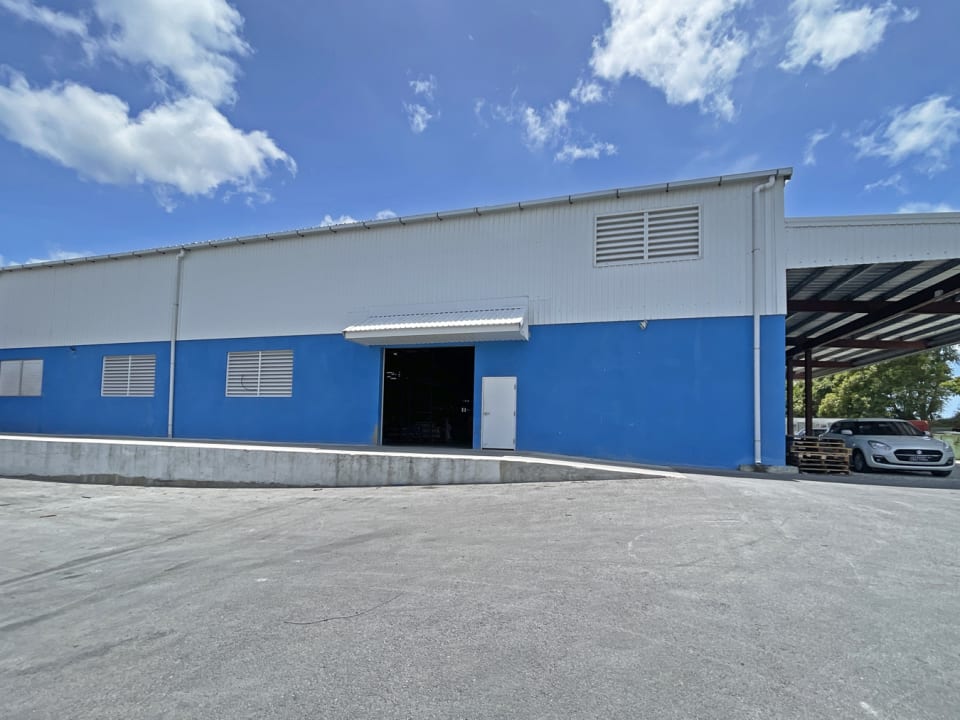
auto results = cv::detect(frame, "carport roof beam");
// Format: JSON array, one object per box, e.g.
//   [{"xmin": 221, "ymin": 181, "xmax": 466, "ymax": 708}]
[
  {"xmin": 788, "ymin": 271, "xmax": 960, "ymax": 358},
  {"xmin": 784, "ymin": 338, "xmax": 928, "ymax": 350},
  {"xmin": 788, "ymin": 299, "xmax": 960, "ymax": 314}
]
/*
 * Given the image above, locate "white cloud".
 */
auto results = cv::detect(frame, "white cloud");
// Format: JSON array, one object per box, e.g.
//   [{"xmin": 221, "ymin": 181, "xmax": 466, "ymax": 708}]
[
  {"xmin": 403, "ymin": 75, "xmax": 438, "ymax": 133},
  {"xmin": 0, "ymin": 2, "xmax": 294, "ymax": 207},
  {"xmin": 0, "ymin": 73, "xmax": 294, "ymax": 197},
  {"xmin": 404, "ymin": 103, "xmax": 433, "ymax": 133},
  {"xmin": 473, "ymin": 98, "xmax": 489, "ymax": 128},
  {"xmin": 318, "ymin": 210, "xmax": 396, "ymax": 227},
  {"xmin": 0, "ymin": 0, "xmax": 250, "ymax": 104},
  {"xmin": 409, "ymin": 75, "xmax": 436, "ymax": 101},
  {"xmin": 589, "ymin": 0, "xmax": 750, "ymax": 120},
  {"xmin": 555, "ymin": 141, "xmax": 617, "ymax": 163},
  {"xmin": 897, "ymin": 202, "xmax": 958, "ymax": 214},
  {"xmin": 570, "ymin": 78, "xmax": 605, "ymax": 104},
  {"xmin": 803, "ymin": 127, "xmax": 832, "ymax": 165},
  {"xmin": 781, "ymin": 0, "xmax": 917, "ymax": 73},
  {"xmin": 520, "ymin": 100, "xmax": 571, "ymax": 149},
  {"xmin": 95, "ymin": 0, "xmax": 249, "ymax": 105},
  {"xmin": 863, "ymin": 172, "xmax": 905, "ymax": 193},
  {"xmin": 853, "ymin": 95, "xmax": 960, "ymax": 174},
  {"xmin": 320, "ymin": 214, "xmax": 357, "ymax": 227},
  {"xmin": 0, "ymin": 0, "xmax": 87, "ymax": 38},
  {"xmin": 492, "ymin": 97, "xmax": 615, "ymax": 162}
]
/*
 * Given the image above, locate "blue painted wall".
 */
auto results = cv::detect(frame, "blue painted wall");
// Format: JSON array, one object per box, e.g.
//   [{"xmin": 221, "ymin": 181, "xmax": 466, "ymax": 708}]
[
  {"xmin": 474, "ymin": 316, "xmax": 786, "ymax": 468},
  {"xmin": 172, "ymin": 334, "xmax": 382, "ymax": 444},
  {"xmin": 0, "ymin": 341, "xmax": 169, "ymax": 436},
  {"xmin": 0, "ymin": 316, "xmax": 787, "ymax": 467}
]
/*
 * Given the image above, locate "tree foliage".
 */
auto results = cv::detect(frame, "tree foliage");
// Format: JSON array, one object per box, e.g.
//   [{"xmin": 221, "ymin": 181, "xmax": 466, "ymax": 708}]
[{"xmin": 792, "ymin": 346, "xmax": 960, "ymax": 420}]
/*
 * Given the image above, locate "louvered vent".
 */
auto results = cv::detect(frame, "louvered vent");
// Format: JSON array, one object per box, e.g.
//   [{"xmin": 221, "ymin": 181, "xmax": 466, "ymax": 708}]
[
  {"xmin": 226, "ymin": 350, "xmax": 293, "ymax": 397},
  {"xmin": 595, "ymin": 205, "xmax": 700, "ymax": 266},
  {"xmin": 102, "ymin": 355, "xmax": 156, "ymax": 397}
]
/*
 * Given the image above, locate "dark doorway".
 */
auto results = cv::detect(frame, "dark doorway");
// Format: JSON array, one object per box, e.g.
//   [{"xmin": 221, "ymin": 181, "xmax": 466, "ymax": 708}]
[{"xmin": 382, "ymin": 347, "xmax": 474, "ymax": 447}]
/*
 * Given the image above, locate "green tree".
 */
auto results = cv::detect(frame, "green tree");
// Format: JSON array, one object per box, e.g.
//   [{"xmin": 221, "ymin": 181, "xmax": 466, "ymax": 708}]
[
  {"xmin": 792, "ymin": 346, "xmax": 960, "ymax": 420},
  {"xmin": 791, "ymin": 375, "xmax": 837, "ymax": 417}
]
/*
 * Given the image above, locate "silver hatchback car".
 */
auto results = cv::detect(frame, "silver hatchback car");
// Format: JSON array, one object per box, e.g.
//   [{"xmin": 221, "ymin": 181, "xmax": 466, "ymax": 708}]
[{"xmin": 822, "ymin": 419, "xmax": 955, "ymax": 476}]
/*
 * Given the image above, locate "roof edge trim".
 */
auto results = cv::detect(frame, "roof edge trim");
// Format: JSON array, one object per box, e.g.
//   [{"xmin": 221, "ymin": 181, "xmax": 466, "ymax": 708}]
[
  {"xmin": 1, "ymin": 168, "xmax": 793, "ymax": 274},
  {"xmin": 787, "ymin": 212, "xmax": 960, "ymax": 228}
]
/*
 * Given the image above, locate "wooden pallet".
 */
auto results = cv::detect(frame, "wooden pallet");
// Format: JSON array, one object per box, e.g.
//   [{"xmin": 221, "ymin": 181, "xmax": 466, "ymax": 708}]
[{"xmin": 789, "ymin": 438, "xmax": 852, "ymax": 474}]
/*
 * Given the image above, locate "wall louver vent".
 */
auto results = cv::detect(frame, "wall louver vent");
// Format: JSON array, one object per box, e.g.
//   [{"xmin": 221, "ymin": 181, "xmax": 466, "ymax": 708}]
[
  {"xmin": 595, "ymin": 205, "xmax": 701, "ymax": 266},
  {"xmin": 226, "ymin": 350, "xmax": 293, "ymax": 397},
  {"xmin": 0, "ymin": 359, "xmax": 43, "ymax": 397},
  {"xmin": 102, "ymin": 355, "xmax": 156, "ymax": 397}
]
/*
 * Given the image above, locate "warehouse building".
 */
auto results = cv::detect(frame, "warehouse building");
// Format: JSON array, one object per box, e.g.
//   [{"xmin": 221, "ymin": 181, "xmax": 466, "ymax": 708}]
[{"xmin": 1, "ymin": 168, "xmax": 958, "ymax": 469}]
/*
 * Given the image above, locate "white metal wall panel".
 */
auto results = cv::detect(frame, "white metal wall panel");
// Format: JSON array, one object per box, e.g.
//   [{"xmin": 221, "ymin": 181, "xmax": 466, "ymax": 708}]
[
  {"xmin": 0, "ymin": 254, "xmax": 177, "ymax": 349},
  {"xmin": 0, "ymin": 178, "xmax": 791, "ymax": 350},
  {"xmin": 786, "ymin": 214, "xmax": 960, "ymax": 269},
  {"xmin": 177, "ymin": 180, "xmax": 787, "ymax": 341}
]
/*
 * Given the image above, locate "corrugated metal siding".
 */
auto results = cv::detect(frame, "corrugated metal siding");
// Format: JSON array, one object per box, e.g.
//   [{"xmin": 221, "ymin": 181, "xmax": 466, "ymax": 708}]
[
  {"xmin": 0, "ymin": 254, "xmax": 177, "ymax": 349},
  {"xmin": 0, "ymin": 179, "xmax": 789, "ymax": 349},
  {"xmin": 177, "ymin": 181, "xmax": 784, "ymax": 341},
  {"xmin": 786, "ymin": 214, "xmax": 960, "ymax": 269}
]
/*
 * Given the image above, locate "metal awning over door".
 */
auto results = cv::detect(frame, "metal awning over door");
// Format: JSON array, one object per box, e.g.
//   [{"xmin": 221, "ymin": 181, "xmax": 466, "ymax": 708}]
[{"xmin": 343, "ymin": 301, "xmax": 529, "ymax": 346}]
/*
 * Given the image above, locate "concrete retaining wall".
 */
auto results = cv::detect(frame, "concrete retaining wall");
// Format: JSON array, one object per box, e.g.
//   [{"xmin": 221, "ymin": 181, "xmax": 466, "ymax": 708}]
[{"xmin": 0, "ymin": 435, "xmax": 672, "ymax": 488}]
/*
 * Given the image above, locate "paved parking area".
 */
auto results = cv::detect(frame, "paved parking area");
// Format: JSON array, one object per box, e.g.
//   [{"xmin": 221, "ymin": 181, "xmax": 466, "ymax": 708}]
[
  {"xmin": 798, "ymin": 464, "xmax": 958, "ymax": 490},
  {"xmin": 2, "ymin": 473, "xmax": 959, "ymax": 719}
]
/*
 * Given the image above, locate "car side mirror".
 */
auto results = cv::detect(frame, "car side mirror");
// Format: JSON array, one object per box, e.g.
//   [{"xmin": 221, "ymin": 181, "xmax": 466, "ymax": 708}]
[
  {"xmin": 924, "ymin": 430, "xmax": 932, "ymax": 437},
  {"xmin": 840, "ymin": 429, "xmax": 853, "ymax": 436}
]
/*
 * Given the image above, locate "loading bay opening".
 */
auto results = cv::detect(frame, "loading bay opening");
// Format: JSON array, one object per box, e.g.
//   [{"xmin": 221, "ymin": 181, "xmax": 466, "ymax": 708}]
[{"xmin": 382, "ymin": 347, "xmax": 475, "ymax": 447}]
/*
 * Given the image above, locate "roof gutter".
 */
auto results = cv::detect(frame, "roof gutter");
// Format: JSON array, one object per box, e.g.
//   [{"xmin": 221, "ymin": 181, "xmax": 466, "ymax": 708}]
[
  {"xmin": 0, "ymin": 168, "xmax": 793, "ymax": 274},
  {"xmin": 752, "ymin": 175, "xmax": 777, "ymax": 467},
  {"xmin": 167, "ymin": 248, "xmax": 185, "ymax": 439}
]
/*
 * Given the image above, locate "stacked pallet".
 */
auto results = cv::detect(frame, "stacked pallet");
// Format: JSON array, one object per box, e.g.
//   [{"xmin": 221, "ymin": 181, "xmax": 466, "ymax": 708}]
[{"xmin": 790, "ymin": 438, "xmax": 852, "ymax": 474}]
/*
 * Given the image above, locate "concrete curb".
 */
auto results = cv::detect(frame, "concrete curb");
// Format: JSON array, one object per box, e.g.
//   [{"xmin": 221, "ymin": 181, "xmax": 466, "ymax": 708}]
[{"xmin": 0, "ymin": 435, "xmax": 683, "ymax": 488}]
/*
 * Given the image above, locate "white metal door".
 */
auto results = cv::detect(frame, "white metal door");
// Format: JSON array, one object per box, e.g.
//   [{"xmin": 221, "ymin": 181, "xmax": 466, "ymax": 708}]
[{"xmin": 481, "ymin": 376, "xmax": 517, "ymax": 450}]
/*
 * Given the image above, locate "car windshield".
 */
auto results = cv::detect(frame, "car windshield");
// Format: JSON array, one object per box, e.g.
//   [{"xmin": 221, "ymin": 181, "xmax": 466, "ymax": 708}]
[{"xmin": 854, "ymin": 421, "xmax": 923, "ymax": 436}]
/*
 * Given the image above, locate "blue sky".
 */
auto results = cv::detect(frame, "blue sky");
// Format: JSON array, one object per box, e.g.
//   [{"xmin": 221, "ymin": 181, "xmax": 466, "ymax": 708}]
[{"xmin": 0, "ymin": 0, "xmax": 958, "ymax": 264}]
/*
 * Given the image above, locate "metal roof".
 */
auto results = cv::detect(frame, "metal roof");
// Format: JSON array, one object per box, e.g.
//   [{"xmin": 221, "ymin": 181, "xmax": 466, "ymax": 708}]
[
  {"xmin": 786, "ymin": 258, "xmax": 960, "ymax": 378},
  {"xmin": 0, "ymin": 168, "xmax": 792, "ymax": 274}
]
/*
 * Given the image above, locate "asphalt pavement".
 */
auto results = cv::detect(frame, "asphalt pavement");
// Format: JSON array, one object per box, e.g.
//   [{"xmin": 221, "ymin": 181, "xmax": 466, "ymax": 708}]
[{"xmin": 1, "ymin": 473, "xmax": 958, "ymax": 719}]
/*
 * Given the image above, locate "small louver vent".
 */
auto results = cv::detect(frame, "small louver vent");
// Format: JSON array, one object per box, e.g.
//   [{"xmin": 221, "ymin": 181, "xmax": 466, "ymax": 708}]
[
  {"xmin": 595, "ymin": 205, "xmax": 700, "ymax": 266},
  {"xmin": 102, "ymin": 355, "xmax": 156, "ymax": 397},
  {"xmin": 226, "ymin": 350, "xmax": 293, "ymax": 397},
  {"xmin": 0, "ymin": 359, "xmax": 43, "ymax": 397}
]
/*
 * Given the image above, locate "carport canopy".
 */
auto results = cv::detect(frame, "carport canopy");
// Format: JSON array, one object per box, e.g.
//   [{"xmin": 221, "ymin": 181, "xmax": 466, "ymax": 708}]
[{"xmin": 785, "ymin": 212, "xmax": 960, "ymax": 433}]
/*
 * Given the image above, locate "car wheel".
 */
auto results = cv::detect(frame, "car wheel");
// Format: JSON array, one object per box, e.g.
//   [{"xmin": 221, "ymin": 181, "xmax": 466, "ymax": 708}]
[
  {"xmin": 932, "ymin": 469, "xmax": 953, "ymax": 478},
  {"xmin": 851, "ymin": 450, "xmax": 868, "ymax": 473}
]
